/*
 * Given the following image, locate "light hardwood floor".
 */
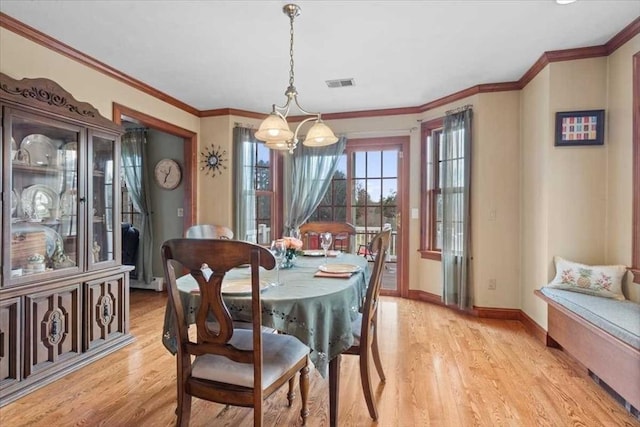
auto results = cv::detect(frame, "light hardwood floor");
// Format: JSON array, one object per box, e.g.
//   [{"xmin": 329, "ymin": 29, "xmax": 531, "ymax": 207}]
[{"xmin": 1, "ymin": 289, "xmax": 638, "ymax": 427}]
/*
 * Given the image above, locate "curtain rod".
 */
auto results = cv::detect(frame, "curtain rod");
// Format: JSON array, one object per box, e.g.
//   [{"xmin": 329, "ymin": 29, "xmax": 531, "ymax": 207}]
[
  {"xmin": 234, "ymin": 122, "xmax": 256, "ymax": 129},
  {"xmin": 342, "ymin": 127, "xmax": 417, "ymax": 138},
  {"xmin": 445, "ymin": 104, "xmax": 473, "ymax": 115}
]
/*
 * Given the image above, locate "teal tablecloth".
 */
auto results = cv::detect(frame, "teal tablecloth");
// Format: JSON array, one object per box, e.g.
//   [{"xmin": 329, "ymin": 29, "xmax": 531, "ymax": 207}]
[{"xmin": 162, "ymin": 253, "xmax": 370, "ymax": 377}]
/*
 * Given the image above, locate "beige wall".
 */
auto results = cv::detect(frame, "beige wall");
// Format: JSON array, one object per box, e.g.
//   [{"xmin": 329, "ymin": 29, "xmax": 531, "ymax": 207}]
[
  {"xmin": 0, "ymin": 28, "xmax": 200, "ymax": 134},
  {"xmin": 520, "ymin": 67, "xmax": 551, "ymax": 328}
]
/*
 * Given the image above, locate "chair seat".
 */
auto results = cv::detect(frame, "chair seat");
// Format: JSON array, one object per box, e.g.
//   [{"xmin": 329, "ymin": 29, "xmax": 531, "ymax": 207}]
[{"xmin": 191, "ymin": 329, "xmax": 309, "ymax": 389}]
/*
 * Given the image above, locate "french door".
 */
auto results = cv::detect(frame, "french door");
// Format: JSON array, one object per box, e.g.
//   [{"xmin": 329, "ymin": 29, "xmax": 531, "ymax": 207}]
[
  {"xmin": 308, "ymin": 136, "xmax": 409, "ymax": 295},
  {"xmin": 347, "ymin": 138, "xmax": 408, "ymax": 296}
]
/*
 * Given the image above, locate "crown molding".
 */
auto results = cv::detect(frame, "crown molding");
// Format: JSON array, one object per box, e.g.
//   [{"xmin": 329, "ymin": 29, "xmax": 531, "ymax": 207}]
[
  {"xmin": 1, "ymin": 12, "xmax": 637, "ymax": 121},
  {"xmin": 0, "ymin": 12, "xmax": 199, "ymax": 116},
  {"xmin": 199, "ymin": 108, "xmax": 265, "ymax": 119}
]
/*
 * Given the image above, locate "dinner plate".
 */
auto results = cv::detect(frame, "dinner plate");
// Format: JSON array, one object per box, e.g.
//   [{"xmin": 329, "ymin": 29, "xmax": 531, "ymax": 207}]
[
  {"xmin": 318, "ymin": 263, "xmax": 360, "ymax": 274},
  {"xmin": 302, "ymin": 250, "xmax": 325, "ymax": 257},
  {"xmin": 21, "ymin": 184, "xmax": 59, "ymax": 220},
  {"xmin": 12, "ymin": 223, "xmax": 63, "ymax": 258},
  {"xmin": 11, "ymin": 189, "xmax": 19, "ymax": 216},
  {"xmin": 221, "ymin": 278, "xmax": 270, "ymax": 295},
  {"xmin": 21, "ymin": 134, "xmax": 57, "ymax": 166}
]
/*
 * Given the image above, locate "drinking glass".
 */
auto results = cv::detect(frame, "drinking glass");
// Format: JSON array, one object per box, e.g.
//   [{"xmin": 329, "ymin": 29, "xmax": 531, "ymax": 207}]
[
  {"xmin": 320, "ymin": 232, "xmax": 332, "ymax": 258},
  {"xmin": 270, "ymin": 239, "xmax": 286, "ymax": 286}
]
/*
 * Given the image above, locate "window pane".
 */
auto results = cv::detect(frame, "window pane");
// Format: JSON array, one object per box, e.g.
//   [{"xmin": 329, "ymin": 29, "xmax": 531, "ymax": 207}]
[
  {"xmin": 335, "ymin": 154, "xmax": 347, "ymax": 176},
  {"xmin": 366, "ymin": 151, "xmax": 381, "ymax": 178},
  {"xmin": 353, "ymin": 179, "xmax": 368, "ymax": 206},
  {"xmin": 257, "ymin": 142, "xmax": 270, "ymax": 166},
  {"xmin": 354, "ymin": 152, "xmax": 366, "ymax": 178},
  {"xmin": 382, "ymin": 150, "xmax": 397, "ymax": 177}
]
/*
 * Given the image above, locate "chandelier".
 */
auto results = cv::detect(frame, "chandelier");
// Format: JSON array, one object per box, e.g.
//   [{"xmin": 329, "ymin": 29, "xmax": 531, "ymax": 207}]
[{"xmin": 255, "ymin": 4, "xmax": 338, "ymax": 154}]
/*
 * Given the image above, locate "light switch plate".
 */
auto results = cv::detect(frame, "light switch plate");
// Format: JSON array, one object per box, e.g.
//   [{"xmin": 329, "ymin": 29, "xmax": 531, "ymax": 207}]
[{"xmin": 411, "ymin": 208, "xmax": 419, "ymax": 219}]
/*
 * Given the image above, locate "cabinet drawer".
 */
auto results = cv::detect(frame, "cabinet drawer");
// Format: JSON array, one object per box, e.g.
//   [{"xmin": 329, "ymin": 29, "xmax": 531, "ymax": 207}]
[
  {"xmin": 24, "ymin": 284, "xmax": 81, "ymax": 379},
  {"xmin": 84, "ymin": 274, "xmax": 128, "ymax": 351}
]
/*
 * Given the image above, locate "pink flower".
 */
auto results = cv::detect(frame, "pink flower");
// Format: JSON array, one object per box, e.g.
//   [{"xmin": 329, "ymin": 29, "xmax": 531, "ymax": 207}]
[{"xmin": 282, "ymin": 236, "xmax": 303, "ymax": 250}]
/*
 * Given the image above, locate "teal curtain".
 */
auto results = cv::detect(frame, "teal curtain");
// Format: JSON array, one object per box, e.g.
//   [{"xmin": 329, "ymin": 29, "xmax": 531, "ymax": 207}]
[
  {"xmin": 121, "ymin": 129, "xmax": 154, "ymax": 284},
  {"xmin": 285, "ymin": 136, "xmax": 347, "ymax": 234},
  {"xmin": 441, "ymin": 109, "xmax": 472, "ymax": 309},
  {"xmin": 233, "ymin": 127, "xmax": 257, "ymax": 242}
]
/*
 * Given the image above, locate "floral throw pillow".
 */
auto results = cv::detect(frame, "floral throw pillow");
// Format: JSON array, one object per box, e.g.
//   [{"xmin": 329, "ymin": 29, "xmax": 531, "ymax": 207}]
[{"xmin": 547, "ymin": 256, "xmax": 627, "ymax": 300}]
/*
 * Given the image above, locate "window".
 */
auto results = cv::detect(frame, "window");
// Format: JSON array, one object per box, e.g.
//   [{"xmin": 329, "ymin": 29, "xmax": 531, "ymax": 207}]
[
  {"xmin": 251, "ymin": 142, "xmax": 277, "ymax": 244},
  {"xmin": 307, "ymin": 154, "xmax": 347, "ymax": 222},
  {"xmin": 420, "ymin": 118, "xmax": 444, "ymax": 260},
  {"xmin": 233, "ymin": 128, "xmax": 281, "ymax": 245}
]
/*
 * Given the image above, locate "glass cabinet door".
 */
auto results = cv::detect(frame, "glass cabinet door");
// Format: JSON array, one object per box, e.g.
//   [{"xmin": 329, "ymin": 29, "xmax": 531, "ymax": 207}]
[
  {"xmin": 88, "ymin": 131, "xmax": 118, "ymax": 269},
  {"xmin": 7, "ymin": 109, "xmax": 82, "ymax": 282}
]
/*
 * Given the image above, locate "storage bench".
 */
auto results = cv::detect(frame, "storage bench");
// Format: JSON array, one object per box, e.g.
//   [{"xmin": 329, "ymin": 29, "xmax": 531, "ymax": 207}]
[{"xmin": 536, "ymin": 287, "xmax": 640, "ymax": 410}]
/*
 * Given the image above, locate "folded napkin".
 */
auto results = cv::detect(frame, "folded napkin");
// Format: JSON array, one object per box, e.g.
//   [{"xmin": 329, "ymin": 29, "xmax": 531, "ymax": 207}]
[
  {"xmin": 314, "ymin": 270, "xmax": 352, "ymax": 279},
  {"xmin": 327, "ymin": 250, "xmax": 342, "ymax": 257}
]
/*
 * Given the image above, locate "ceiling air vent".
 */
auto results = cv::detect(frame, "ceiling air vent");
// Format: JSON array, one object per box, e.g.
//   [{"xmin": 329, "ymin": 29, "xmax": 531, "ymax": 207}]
[{"xmin": 326, "ymin": 78, "xmax": 355, "ymax": 88}]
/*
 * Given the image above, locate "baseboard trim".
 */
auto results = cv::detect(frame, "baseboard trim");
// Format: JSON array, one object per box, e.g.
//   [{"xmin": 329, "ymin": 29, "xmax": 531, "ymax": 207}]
[
  {"xmin": 407, "ymin": 289, "xmax": 443, "ymax": 305},
  {"xmin": 406, "ymin": 290, "xmax": 548, "ymax": 343},
  {"xmin": 519, "ymin": 309, "xmax": 547, "ymax": 344}
]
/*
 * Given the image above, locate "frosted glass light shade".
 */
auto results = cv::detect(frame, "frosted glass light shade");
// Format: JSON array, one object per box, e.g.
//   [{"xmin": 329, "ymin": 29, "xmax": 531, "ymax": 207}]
[
  {"xmin": 302, "ymin": 120, "xmax": 338, "ymax": 147},
  {"xmin": 255, "ymin": 113, "xmax": 294, "ymax": 142},
  {"xmin": 265, "ymin": 140, "xmax": 290, "ymax": 150}
]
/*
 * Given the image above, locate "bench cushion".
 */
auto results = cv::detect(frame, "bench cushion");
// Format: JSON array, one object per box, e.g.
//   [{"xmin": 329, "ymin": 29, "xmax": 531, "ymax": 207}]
[{"xmin": 540, "ymin": 287, "xmax": 640, "ymax": 350}]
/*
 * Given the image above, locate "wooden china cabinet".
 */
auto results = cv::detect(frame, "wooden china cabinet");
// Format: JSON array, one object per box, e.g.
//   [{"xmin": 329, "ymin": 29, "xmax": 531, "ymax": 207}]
[{"xmin": 0, "ymin": 73, "xmax": 133, "ymax": 406}]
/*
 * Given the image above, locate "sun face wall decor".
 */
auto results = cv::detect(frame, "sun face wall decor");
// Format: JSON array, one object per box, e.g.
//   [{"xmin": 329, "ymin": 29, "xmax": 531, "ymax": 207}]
[{"xmin": 200, "ymin": 144, "xmax": 227, "ymax": 177}]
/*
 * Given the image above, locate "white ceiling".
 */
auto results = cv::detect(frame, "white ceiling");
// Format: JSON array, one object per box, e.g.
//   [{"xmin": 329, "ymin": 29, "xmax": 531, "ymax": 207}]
[{"xmin": 1, "ymin": 0, "xmax": 639, "ymax": 114}]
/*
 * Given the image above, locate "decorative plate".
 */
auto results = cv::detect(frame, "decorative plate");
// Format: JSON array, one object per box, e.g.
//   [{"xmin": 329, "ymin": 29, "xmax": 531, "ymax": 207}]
[
  {"xmin": 21, "ymin": 134, "xmax": 57, "ymax": 166},
  {"xmin": 21, "ymin": 184, "xmax": 60, "ymax": 221},
  {"xmin": 12, "ymin": 223, "xmax": 63, "ymax": 258},
  {"xmin": 11, "ymin": 189, "xmax": 19, "ymax": 216},
  {"xmin": 303, "ymin": 250, "xmax": 325, "ymax": 257},
  {"xmin": 221, "ymin": 278, "xmax": 270, "ymax": 295},
  {"xmin": 318, "ymin": 263, "xmax": 360, "ymax": 274}
]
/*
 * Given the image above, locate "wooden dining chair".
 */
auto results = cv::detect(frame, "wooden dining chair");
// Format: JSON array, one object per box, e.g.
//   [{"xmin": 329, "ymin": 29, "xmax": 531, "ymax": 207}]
[
  {"xmin": 298, "ymin": 221, "xmax": 356, "ymax": 253},
  {"xmin": 184, "ymin": 224, "xmax": 234, "ymax": 239},
  {"xmin": 342, "ymin": 228, "xmax": 391, "ymax": 421},
  {"xmin": 162, "ymin": 238, "xmax": 310, "ymax": 427}
]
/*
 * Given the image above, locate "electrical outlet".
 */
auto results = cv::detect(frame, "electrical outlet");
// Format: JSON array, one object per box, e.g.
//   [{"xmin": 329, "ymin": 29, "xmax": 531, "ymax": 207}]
[
  {"xmin": 489, "ymin": 209, "xmax": 497, "ymax": 221},
  {"xmin": 177, "ymin": 208, "xmax": 184, "ymax": 217},
  {"xmin": 488, "ymin": 278, "xmax": 497, "ymax": 290}
]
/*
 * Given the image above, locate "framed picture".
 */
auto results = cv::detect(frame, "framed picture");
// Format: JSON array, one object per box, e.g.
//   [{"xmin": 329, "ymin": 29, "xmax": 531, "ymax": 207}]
[{"xmin": 555, "ymin": 109, "xmax": 605, "ymax": 146}]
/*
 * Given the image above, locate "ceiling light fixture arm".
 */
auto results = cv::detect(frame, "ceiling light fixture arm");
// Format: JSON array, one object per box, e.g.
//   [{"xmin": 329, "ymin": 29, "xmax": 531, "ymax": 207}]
[{"xmin": 255, "ymin": 3, "xmax": 338, "ymax": 153}]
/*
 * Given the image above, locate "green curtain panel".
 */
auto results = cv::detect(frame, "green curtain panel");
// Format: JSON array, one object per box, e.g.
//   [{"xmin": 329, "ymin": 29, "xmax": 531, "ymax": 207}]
[{"xmin": 441, "ymin": 109, "xmax": 473, "ymax": 309}]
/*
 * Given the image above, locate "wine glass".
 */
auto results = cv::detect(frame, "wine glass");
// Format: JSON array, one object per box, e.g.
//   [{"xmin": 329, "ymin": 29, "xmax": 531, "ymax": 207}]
[
  {"xmin": 270, "ymin": 239, "xmax": 286, "ymax": 286},
  {"xmin": 320, "ymin": 232, "xmax": 332, "ymax": 258}
]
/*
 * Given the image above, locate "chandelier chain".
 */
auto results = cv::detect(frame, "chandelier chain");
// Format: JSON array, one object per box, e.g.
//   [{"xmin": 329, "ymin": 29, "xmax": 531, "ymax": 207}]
[{"xmin": 289, "ymin": 13, "xmax": 295, "ymax": 88}]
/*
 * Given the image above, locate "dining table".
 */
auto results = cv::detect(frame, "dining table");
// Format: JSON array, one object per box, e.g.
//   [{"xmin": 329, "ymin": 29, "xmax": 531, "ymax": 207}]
[{"xmin": 162, "ymin": 252, "xmax": 371, "ymax": 426}]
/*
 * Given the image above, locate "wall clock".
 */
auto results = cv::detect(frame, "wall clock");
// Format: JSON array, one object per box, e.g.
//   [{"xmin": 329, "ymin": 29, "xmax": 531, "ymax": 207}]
[
  {"xmin": 200, "ymin": 144, "xmax": 227, "ymax": 177},
  {"xmin": 154, "ymin": 158, "xmax": 182, "ymax": 190}
]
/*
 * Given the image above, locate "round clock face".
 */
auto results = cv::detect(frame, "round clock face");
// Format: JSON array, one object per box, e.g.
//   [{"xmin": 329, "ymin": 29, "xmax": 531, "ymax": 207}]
[{"xmin": 154, "ymin": 159, "xmax": 182, "ymax": 190}]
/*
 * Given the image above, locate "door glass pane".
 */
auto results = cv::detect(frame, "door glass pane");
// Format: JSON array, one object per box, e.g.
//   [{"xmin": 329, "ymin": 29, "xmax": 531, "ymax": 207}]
[
  {"xmin": 91, "ymin": 135, "xmax": 115, "ymax": 264},
  {"xmin": 366, "ymin": 151, "xmax": 381, "ymax": 178},
  {"xmin": 10, "ymin": 114, "xmax": 79, "ymax": 279},
  {"xmin": 353, "ymin": 152, "xmax": 366, "ymax": 178},
  {"xmin": 382, "ymin": 150, "xmax": 397, "ymax": 177}
]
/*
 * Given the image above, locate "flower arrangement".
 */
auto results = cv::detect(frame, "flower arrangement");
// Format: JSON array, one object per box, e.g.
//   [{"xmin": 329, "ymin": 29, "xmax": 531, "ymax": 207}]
[{"xmin": 280, "ymin": 236, "xmax": 303, "ymax": 268}]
